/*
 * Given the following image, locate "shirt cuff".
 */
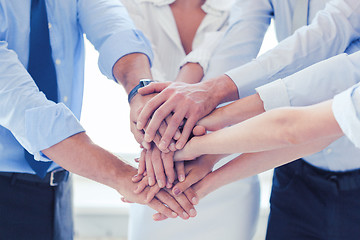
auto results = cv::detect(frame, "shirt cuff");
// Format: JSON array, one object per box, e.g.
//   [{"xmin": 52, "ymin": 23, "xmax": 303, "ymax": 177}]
[
  {"xmin": 225, "ymin": 59, "xmax": 267, "ymax": 98},
  {"xmin": 24, "ymin": 103, "xmax": 85, "ymax": 161},
  {"xmin": 180, "ymin": 49, "xmax": 210, "ymax": 73},
  {"xmin": 98, "ymin": 29, "xmax": 154, "ymax": 81},
  {"xmin": 332, "ymin": 84, "xmax": 360, "ymax": 149},
  {"xmin": 256, "ymin": 79, "xmax": 291, "ymax": 111}
]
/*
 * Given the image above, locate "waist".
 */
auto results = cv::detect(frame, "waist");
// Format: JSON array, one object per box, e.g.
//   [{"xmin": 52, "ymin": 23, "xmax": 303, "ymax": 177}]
[
  {"xmin": 278, "ymin": 159, "xmax": 360, "ymax": 191},
  {"xmin": 0, "ymin": 168, "xmax": 69, "ymax": 187}
]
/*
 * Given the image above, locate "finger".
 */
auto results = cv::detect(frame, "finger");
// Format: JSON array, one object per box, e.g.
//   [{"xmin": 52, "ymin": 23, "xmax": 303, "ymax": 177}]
[
  {"xmin": 156, "ymin": 190, "xmax": 190, "ymax": 220},
  {"xmin": 146, "ymin": 184, "xmax": 161, "ymax": 203},
  {"xmin": 147, "ymin": 197, "xmax": 178, "ymax": 219},
  {"xmin": 159, "ymin": 109, "xmax": 187, "ymax": 151},
  {"xmin": 192, "ymin": 125, "xmax": 206, "ymax": 136},
  {"xmin": 175, "ymin": 161, "xmax": 185, "ymax": 182},
  {"xmin": 137, "ymin": 150, "xmax": 146, "ymax": 175},
  {"xmin": 152, "ymin": 131, "xmax": 170, "ymax": 153},
  {"xmin": 131, "ymin": 173, "xmax": 144, "ymax": 183},
  {"xmin": 142, "ymin": 101, "xmax": 176, "ymax": 144},
  {"xmin": 134, "ymin": 177, "xmax": 150, "ymax": 194},
  {"xmin": 164, "ymin": 188, "xmax": 197, "ymax": 218},
  {"xmin": 145, "ymin": 149, "xmax": 156, "ymax": 186},
  {"xmin": 172, "ymin": 169, "xmax": 198, "ymax": 196},
  {"xmin": 151, "ymin": 147, "xmax": 166, "ymax": 188},
  {"xmin": 137, "ymin": 93, "xmax": 168, "ymax": 131},
  {"xmin": 152, "ymin": 213, "xmax": 168, "ymax": 221},
  {"xmin": 121, "ymin": 197, "xmax": 134, "ymax": 203},
  {"xmin": 130, "ymin": 122, "xmax": 145, "ymax": 145},
  {"xmin": 183, "ymin": 188, "xmax": 199, "ymax": 207},
  {"xmin": 138, "ymin": 82, "xmax": 170, "ymax": 95},
  {"xmin": 176, "ymin": 116, "xmax": 198, "ymax": 150},
  {"xmin": 165, "ymin": 115, "xmax": 181, "ymax": 141},
  {"xmin": 161, "ymin": 152, "xmax": 175, "ymax": 185}
]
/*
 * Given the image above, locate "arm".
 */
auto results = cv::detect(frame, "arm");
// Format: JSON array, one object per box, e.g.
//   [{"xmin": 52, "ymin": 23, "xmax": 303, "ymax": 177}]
[
  {"xmin": 175, "ymin": 100, "xmax": 343, "ymax": 160},
  {"xmin": 226, "ymin": 0, "xmax": 360, "ymax": 98},
  {"xmin": 136, "ymin": 0, "xmax": 273, "ymax": 150},
  {"xmin": 194, "ymin": 136, "xmax": 340, "ymax": 199}
]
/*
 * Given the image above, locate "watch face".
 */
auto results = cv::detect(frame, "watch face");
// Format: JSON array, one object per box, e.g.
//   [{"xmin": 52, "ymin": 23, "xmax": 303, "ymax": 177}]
[{"xmin": 140, "ymin": 79, "xmax": 154, "ymax": 87}]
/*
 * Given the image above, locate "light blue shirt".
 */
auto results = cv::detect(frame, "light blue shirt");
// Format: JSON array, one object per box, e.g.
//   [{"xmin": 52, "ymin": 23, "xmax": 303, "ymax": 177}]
[
  {"xmin": 204, "ymin": 0, "xmax": 360, "ymax": 171},
  {"xmin": 0, "ymin": 0, "xmax": 153, "ymax": 173}
]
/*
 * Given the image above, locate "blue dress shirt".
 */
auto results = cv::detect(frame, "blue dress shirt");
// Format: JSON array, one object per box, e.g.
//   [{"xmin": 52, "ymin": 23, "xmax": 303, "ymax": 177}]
[
  {"xmin": 204, "ymin": 0, "xmax": 360, "ymax": 171},
  {"xmin": 0, "ymin": 0, "xmax": 153, "ymax": 173}
]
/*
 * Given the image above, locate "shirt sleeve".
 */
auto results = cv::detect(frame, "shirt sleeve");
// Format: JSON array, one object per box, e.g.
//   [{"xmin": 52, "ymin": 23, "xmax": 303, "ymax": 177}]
[
  {"xmin": 203, "ymin": 0, "xmax": 273, "ymax": 80},
  {"xmin": 257, "ymin": 51, "xmax": 360, "ymax": 110},
  {"xmin": 227, "ymin": 0, "xmax": 360, "ymax": 98},
  {"xmin": 77, "ymin": 0, "xmax": 154, "ymax": 80},
  {"xmin": 180, "ymin": 31, "xmax": 226, "ymax": 74},
  {"xmin": 332, "ymin": 83, "xmax": 360, "ymax": 149},
  {"xmin": 0, "ymin": 42, "xmax": 85, "ymax": 161}
]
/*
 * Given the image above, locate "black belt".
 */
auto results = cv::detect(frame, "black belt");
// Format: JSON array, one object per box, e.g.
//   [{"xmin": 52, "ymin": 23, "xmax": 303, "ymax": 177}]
[{"xmin": 0, "ymin": 168, "xmax": 69, "ymax": 186}]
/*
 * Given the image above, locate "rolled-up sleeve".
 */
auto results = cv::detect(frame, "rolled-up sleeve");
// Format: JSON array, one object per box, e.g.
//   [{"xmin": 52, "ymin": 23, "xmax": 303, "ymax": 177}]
[
  {"xmin": 77, "ymin": 0, "xmax": 153, "ymax": 80},
  {"xmin": 333, "ymin": 84, "xmax": 360, "ymax": 148},
  {"xmin": 0, "ymin": 42, "xmax": 85, "ymax": 161}
]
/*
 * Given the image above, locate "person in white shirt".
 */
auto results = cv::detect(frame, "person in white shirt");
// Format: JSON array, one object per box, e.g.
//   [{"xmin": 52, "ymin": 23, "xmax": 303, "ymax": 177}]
[{"xmin": 120, "ymin": 0, "xmax": 260, "ymax": 239}]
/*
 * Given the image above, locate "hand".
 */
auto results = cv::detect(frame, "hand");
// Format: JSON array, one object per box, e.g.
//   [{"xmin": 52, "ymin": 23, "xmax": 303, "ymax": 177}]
[
  {"xmin": 130, "ymin": 93, "xmax": 179, "ymax": 152},
  {"xmin": 174, "ymin": 136, "xmax": 202, "ymax": 161},
  {"xmin": 137, "ymin": 81, "xmax": 222, "ymax": 150},
  {"xmin": 118, "ymin": 167, "xmax": 196, "ymax": 220},
  {"xmin": 171, "ymin": 154, "xmax": 223, "ymax": 197}
]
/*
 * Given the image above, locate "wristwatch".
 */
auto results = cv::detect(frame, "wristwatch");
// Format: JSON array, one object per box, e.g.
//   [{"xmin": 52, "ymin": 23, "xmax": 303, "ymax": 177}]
[{"xmin": 128, "ymin": 79, "xmax": 154, "ymax": 103}]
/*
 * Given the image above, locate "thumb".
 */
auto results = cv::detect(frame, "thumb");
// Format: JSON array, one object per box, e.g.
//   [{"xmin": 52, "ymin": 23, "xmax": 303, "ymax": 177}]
[{"xmin": 138, "ymin": 82, "xmax": 170, "ymax": 95}]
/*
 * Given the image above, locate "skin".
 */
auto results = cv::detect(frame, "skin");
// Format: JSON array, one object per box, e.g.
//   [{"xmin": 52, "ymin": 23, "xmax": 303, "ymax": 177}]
[{"xmin": 41, "ymin": 53, "xmax": 196, "ymax": 220}]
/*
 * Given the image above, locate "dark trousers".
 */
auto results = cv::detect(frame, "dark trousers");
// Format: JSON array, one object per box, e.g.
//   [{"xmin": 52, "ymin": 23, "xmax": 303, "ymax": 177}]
[
  {"xmin": 266, "ymin": 159, "xmax": 360, "ymax": 240},
  {"xmin": 0, "ymin": 172, "xmax": 73, "ymax": 240}
]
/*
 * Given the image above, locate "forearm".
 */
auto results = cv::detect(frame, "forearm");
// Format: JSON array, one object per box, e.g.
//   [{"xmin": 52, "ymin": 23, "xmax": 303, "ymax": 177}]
[
  {"xmin": 196, "ymin": 136, "xmax": 341, "ymax": 199},
  {"xmin": 175, "ymin": 63, "xmax": 204, "ymax": 84},
  {"xmin": 190, "ymin": 100, "xmax": 342, "ymax": 156},
  {"xmin": 113, "ymin": 53, "xmax": 152, "ymax": 94},
  {"xmin": 42, "ymin": 132, "xmax": 132, "ymax": 191}
]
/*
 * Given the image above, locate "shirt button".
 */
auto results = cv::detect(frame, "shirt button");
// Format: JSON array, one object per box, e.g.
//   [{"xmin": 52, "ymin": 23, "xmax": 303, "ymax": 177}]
[
  {"xmin": 55, "ymin": 59, "xmax": 61, "ymax": 65},
  {"xmin": 63, "ymin": 96, "xmax": 68, "ymax": 103},
  {"xmin": 48, "ymin": 23, "xmax": 52, "ymax": 29},
  {"xmin": 326, "ymin": 148, "xmax": 333, "ymax": 154}
]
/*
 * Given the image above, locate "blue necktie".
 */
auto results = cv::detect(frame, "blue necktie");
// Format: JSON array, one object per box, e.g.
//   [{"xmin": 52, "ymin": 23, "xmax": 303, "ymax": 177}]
[{"xmin": 25, "ymin": 0, "xmax": 58, "ymax": 178}]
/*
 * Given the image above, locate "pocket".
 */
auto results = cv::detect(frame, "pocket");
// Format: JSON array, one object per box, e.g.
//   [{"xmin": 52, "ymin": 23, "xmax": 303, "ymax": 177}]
[{"xmin": 271, "ymin": 165, "xmax": 298, "ymax": 192}]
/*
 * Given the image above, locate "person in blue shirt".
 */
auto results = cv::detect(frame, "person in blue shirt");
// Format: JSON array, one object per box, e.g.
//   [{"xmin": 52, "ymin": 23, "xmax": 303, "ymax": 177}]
[{"xmin": 0, "ymin": 1, "xmax": 195, "ymax": 239}]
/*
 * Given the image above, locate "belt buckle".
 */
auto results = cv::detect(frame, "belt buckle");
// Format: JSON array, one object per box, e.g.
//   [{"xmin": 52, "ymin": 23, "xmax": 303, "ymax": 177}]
[{"xmin": 50, "ymin": 168, "xmax": 65, "ymax": 186}]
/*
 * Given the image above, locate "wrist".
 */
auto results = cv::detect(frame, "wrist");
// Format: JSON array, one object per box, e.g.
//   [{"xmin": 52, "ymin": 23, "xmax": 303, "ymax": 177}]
[
  {"xmin": 128, "ymin": 79, "xmax": 154, "ymax": 103},
  {"xmin": 204, "ymin": 75, "xmax": 239, "ymax": 105}
]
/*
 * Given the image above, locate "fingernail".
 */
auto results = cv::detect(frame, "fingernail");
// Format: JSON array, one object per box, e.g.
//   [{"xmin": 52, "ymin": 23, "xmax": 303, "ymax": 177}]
[
  {"xmin": 159, "ymin": 140, "xmax": 167, "ymax": 150},
  {"xmin": 136, "ymin": 121, "xmax": 142, "ymax": 130},
  {"xmin": 169, "ymin": 143, "xmax": 176, "ymax": 151},
  {"xmin": 157, "ymin": 180, "xmax": 164, "ymax": 188},
  {"xmin": 132, "ymin": 174, "xmax": 138, "ymax": 180},
  {"xmin": 171, "ymin": 212, "xmax": 178, "ymax": 218},
  {"xmin": 148, "ymin": 177, "xmax": 155, "ymax": 186},
  {"xmin": 182, "ymin": 212, "xmax": 189, "ymax": 219},
  {"xmin": 192, "ymin": 197, "xmax": 198, "ymax": 205},
  {"xmin": 189, "ymin": 209, "xmax": 197, "ymax": 217},
  {"xmin": 173, "ymin": 188, "xmax": 180, "ymax": 195},
  {"xmin": 179, "ymin": 175, "xmax": 185, "ymax": 182},
  {"xmin": 176, "ymin": 142, "xmax": 183, "ymax": 150},
  {"xmin": 166, "ymin": 181, "xmax": 172, "ymax": 189},
  {"xmin": 144, "ymin": 134, "xmax": 151, "ymax": 142}
]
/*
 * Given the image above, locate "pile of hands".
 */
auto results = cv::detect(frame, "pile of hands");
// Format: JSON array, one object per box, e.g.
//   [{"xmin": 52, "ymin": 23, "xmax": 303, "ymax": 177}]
[{"xmin": 124, "ymin": 81, "xmax": 224, "ymax": 221}]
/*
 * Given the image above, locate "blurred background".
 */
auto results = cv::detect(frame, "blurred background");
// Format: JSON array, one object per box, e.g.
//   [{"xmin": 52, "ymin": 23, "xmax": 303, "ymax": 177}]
[{"xmin": 74, "ymin": 22, "xmax": 277, "ymax": 240}]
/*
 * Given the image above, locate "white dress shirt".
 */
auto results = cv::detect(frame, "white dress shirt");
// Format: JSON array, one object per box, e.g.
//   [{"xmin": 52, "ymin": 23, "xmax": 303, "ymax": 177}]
[
  {"xmin": 120, "ymin": 0, "xmax": 233, "ymax": 82},
  {"xmin": 204, "ymin": 0, "xmax": 360, "ymax": 171}
]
